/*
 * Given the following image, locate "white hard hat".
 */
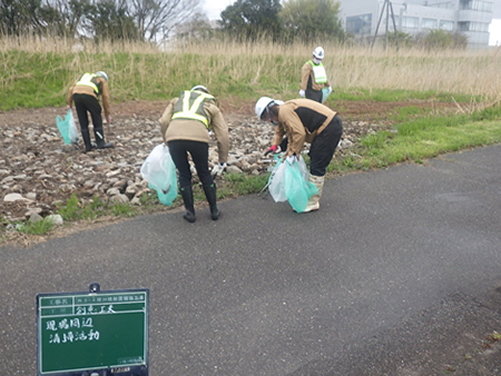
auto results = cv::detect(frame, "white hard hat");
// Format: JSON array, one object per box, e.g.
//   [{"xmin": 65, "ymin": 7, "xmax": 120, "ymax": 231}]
[
  {"xmin": 255, "ymin": 97, "xmax": 275, "ymax": 119},
  {"xmin": 96, "ymin": 71, "xmax": 108, "ymax": 81},
  {"xmin": 255, "ymin": 97, "xmax": 284, "ymax": 120},
  {"xmin": 313, "ymin": 46, "xmax": 324, "ymax": 60},
  {"xmin": 191, "ymin": 85, "xmax": 210, "ymax": 94}
]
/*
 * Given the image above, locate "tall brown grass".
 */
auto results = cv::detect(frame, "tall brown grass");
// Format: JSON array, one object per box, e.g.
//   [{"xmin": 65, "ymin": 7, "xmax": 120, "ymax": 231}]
[
  {"xmin": 2, "ymin": 35, "xmax": 500, "ymax": 103},
  {"xmin": 176, "ymin": 38, "xmax": 501, "ymax": 102}
]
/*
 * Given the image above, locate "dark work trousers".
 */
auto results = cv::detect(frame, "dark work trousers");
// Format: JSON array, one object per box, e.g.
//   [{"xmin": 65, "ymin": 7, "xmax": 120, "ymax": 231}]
[
  {"xmin": 309, "ymin": 114, "xmax": 343, "ymax": 177},
  {"xmin": 73, "ymin": 93, "xmax": 106, "ymax": 148},
  {"xmin": 305, "ymin": 89, "xmax": 323, "ymax": 103},
  {"xmin": 306, "ymin": 76, "xmax": 323, "ymax": 103},
  {"xmin": 168, "ymin": 140, "xmax": 214, "ymax": 189}
]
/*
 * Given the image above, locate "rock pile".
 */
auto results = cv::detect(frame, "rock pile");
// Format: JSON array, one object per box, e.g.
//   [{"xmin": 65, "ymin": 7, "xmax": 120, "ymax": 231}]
[{"xmin": 0, "ymin": 105, "xmax": 382, "ymax": 225}]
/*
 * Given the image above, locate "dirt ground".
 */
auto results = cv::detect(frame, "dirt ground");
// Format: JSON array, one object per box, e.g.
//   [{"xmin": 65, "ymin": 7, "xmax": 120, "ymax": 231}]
[
  {"xmin": 0, "ymin": 98, "xmax": 459, "ymax": 130},
  {"xmin": 0, "ymin": 98, "xmax": 460, "ymax": 244}
]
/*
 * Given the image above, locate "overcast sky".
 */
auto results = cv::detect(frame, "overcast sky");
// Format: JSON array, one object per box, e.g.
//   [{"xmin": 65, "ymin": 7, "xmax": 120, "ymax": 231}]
[
  {"xmin": 202, "ymin": 0, "xmax": 234, "ymax": 20},
  {"xmin": 201, "ymin": 0, "xmax": 501, "ymax": 46}
]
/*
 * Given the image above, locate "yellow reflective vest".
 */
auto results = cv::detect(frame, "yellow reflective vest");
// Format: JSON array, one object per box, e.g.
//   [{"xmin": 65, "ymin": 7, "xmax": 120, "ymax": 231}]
[
  {"xmin": 308, "ymin": 61, "xmax": 327, "ymax": 84},
  {"xmin": 76, "ymin": 73, "xmax": 101, "ymax": 94},
  {"xmin": 171, "ymin": 90, "xmax": 215, "ymax": 128}
]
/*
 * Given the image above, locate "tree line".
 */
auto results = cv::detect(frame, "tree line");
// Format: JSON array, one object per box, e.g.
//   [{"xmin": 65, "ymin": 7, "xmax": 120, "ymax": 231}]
[
  {"xmin": 0, "ymin": 0, "xmax": 200, "ymax": 42},
  {"xmin": 0, "ymin": 0, "xmax": 347, "ymax": 43},
  {"xmin": 216, "ymin": 0, "xmax": 346, "ymax": 43},
  {"xmin": 1, "ymin": 0, "xmax": 467, "ymax": 49}
]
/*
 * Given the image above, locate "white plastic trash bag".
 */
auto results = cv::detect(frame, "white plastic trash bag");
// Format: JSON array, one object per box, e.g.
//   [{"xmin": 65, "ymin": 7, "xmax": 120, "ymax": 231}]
[
  {"xmin": 56, "ymin": 109, "xmax": 80, "ymax": 145},
  {"xmin": 68, "ymin": 111, "xmax": 79, "ymax": 144},
  {"xmin": 297, "ymin": 155, "xmax": 309, "ymax": 180},
  {"xmin": 268, "ymin": 155, "xmax": 311, "ymax": 204},
  {"xmin": 140, "ymin": 144, "xmax": 178, "ymax": 206},
  {"xmin": 268, "ymin": 157, "xmax": 287, "ymax": 202}
]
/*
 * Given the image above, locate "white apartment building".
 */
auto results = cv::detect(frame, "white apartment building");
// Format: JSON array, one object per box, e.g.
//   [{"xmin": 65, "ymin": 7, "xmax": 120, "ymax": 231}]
[{"xmin": 337, "ymin": 0, "xmax": 495, "ymax": 48}]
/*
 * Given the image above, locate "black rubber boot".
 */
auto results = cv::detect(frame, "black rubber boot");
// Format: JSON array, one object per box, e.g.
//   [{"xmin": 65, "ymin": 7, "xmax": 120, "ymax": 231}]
[
  {"xmin": 82, "ymin": 130, "xmax": 94, "ymax": 152},
  {"xmin": 94, "ymin": 125, "xmax": 113, "ymax": 149},
  {"xmin": 203, "ymin": 184, "xmax": 220, "ymax": 220},
  {"xmin": 97, "ymin": 142, "xmax": 113, "ymax": 149},
  {"xmin": 180, "ymin": 186, "xmax": 196, "ymax": 223}
]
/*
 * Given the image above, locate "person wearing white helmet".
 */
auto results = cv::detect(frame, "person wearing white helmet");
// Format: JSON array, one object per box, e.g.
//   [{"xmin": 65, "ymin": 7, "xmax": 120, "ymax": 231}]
[
  {"xmin": 299, "ymin": 46, "xmax": 332, "ymax": 103},
  {"xmin": 67, "ymin": 71, "xmax": 112, "ymax": 152},
  {"xmin": 255, "ymin": 96, "xmax": 343, "ymax": 212},
  {"xmin": 159, "ymin": 85, "xmax": 229, "ymax": 223}
]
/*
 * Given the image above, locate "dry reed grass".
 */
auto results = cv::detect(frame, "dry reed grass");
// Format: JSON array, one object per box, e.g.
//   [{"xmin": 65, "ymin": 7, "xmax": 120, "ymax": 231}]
[
  {"xmin": 2, "ymin": 35, "xmax": 500, "ymax": 102},
  {"xmin": 178, "ymin": 39, "xmax": 501, "ymax": 102}
]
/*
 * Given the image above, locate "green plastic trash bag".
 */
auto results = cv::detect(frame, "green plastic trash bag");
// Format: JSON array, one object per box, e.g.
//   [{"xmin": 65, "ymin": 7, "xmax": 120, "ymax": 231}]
[
  {"xmin": 284, "ymin": 157, "xmax": 318, "ymax": 213},
  {"xmin": 140, "ymin": 144, "xmax": 178, "ymax": 206},
  {"xmin": 321, "ymin": 87, "xmax": 331, "ymax": 103},
  {"xmin": 56, "ymin": 109, "xmax": 80, "ymax": 145}
]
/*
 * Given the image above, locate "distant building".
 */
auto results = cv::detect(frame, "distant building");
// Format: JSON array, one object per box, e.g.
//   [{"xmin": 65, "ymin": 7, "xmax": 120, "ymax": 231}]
[{"xmin": 337, "ymin": 0, "xmax": 494, "ymax": 49}]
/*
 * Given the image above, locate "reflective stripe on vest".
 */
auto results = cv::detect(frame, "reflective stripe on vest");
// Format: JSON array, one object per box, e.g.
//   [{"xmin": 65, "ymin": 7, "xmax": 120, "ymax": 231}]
[
  {"xmin": 308, "ymin": 61, "xmax": 327, "ymax": 84},
  {"xmin": 76, "ymin": 73, "xmax": 100, "ymax": 94},
  {"xmin": 171, "ymin": 90, "xmax": 215, "ymax": 128}
]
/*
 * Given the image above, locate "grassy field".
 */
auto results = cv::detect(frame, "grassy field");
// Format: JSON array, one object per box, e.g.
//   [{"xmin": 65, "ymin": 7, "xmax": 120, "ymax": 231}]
[
  {"xmin": 2, "ymin": 36, "xmax": 501, "ymax": 237},
  {"xmin": 1, "ymin": 36, "xmax": 501, "ymax": 111}
]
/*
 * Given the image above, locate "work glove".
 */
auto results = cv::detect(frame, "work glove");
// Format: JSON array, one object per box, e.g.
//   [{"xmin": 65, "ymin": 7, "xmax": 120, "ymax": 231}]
[
  {"xmin": 285, "ymin": 155, "xmax": 297, "ymax": 165},
  {"xmin": 264, "ymin": 145, "xmax": 278, "ymax": 156},
  {"xmin": 211, "ymin": 162, "xmax": 227, "ymax": 177},
  {"xmin": 299, "ymin": 89, "xmax": 305, "ymax": 98}
]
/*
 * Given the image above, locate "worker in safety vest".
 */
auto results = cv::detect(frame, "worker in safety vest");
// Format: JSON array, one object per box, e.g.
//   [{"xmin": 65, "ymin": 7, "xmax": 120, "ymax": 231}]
[
  {"xmin": 266, "ymin": 47, "xmax": 333, "ymax": 157},
  {"xmin": 67, "ymin": 71, "xmax": 112, "ymax": 152},
  {"xmin": 255, "ymin": 97, "xmax": 343, "ymax": 213},
  {"xmin": 299, "ymin": 46, "xmax": 332, "ymax": 103},
  {"xmin": 159, "ymin": 85, "xmax": 229, "ymax": 223}
]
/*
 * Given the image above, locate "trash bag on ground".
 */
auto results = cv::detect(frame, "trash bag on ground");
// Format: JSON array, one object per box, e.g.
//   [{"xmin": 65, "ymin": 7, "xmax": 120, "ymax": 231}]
[
  {"xmin": 267, "ymin": 155, "xmax": 287, "ymax": 202},
  {"xmin": 140, "ymin": 144, "xmax": 178, "ymax": 206},
  {"xmin": 56, "ymin": 109, "xmax": 80, "ymax": 145},
  {"xmin": 284, "ymin": 156, "xmax": 318, "ymax": 213}
]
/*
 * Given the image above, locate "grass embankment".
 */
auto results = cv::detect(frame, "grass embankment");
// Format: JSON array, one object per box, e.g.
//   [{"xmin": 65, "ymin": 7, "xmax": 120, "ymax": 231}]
[
  {"xmin": 2, "ymin": 37, "xmax": 501, "ymax": 109},
  {"xmin": 1, "ymin": 37, "xmax": 501, "ymax": 237}
]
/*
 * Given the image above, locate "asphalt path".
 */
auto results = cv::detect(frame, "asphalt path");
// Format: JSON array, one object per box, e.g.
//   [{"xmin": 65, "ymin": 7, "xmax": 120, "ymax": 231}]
[{"xmin": 1, "ymin": 145, "xmax": 501, "ymax": 375}]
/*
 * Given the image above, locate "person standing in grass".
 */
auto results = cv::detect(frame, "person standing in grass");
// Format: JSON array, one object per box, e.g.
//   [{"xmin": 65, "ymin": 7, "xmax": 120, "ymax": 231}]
[
  {"xmin": 264, "ymin": 47, "xmax": 333, "ymax": 157},
  {"xmin": 299, "ymin": 46, "xmax": 332, "ymax": 103},
  {"xmin": 67, "ymin": 71, "xmax": 113, "ymax": 152},
  {"xmin": 159, "ymin": 85, "xmax": 229, "ymax": 223}
]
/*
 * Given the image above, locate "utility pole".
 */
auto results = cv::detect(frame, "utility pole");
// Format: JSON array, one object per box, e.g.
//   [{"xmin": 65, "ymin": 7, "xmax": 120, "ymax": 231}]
[{"xmin": 371, "ymin": 0, "xmax": 399, "ymax": 51}]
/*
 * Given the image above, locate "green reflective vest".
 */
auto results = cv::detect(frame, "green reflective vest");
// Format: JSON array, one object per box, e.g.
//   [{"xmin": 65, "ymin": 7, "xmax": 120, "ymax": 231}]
[
  {"xmin": 308, "ymin": 61, "xmax": 327, "ymax": 84},
  {"xmin": 171, "ymin": 90, "xmax": 215, "ymax": 128},
  {"xmin": 76, "ymin": 73, "xmax": 100, "ymax": 94}
]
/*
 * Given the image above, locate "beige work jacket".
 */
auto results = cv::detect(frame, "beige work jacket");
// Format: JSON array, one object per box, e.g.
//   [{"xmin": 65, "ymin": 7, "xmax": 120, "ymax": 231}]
[
  {"xmin": 272, "ymin": 99, "xmax": 336, "ymax": 157},
  {"xmin": 159, "ymin": 97, "xmax": 229, "ymax": 164}
]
